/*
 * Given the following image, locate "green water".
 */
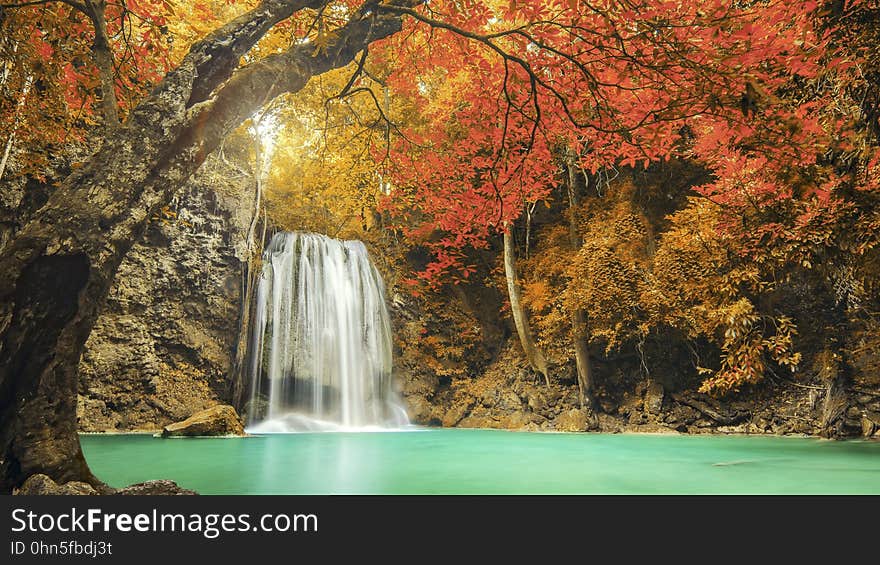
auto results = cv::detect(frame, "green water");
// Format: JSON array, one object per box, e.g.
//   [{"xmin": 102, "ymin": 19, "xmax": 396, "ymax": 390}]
[{"xmin": 80, "ymin": 430, "xmax": 880, "ymax": 494}]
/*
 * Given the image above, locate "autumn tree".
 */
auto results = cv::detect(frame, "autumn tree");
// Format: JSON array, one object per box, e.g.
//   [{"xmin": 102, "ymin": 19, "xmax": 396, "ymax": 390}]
[
  {"xmin": 376, "ymin": 1, "xmax": 850, "ymax": 399},
  {"xmin": 0, "ymin": 0, "xmax": 418, "ymax": 493},
  {"xmin": 0, "ymin": 0, "xmax": 185, "ymax": 182}
]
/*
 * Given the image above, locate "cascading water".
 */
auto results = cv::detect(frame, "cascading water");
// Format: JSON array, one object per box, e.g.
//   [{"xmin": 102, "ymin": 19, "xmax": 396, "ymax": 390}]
[{"xmin": 245, "ymin": 232, "xmax": 410, "ymax": 432}]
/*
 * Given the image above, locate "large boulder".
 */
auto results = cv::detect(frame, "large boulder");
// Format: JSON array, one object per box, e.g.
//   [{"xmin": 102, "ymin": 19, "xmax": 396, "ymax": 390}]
[
  {"xmin": 161, "ymin": 404, "xmax": 245, "ymax": 437},
  {"xmin": 14, "ymin": 474, "xmax": 98, "ymax": 495},
  {"xmin": 554, "ymin": 408, "xmax": 597, "ymax": 432}
]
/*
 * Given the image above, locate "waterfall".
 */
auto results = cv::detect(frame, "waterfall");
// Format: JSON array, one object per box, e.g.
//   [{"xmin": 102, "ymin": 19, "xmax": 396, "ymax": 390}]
[{"xmin": 245, "ymin": 232, "xmax": 410, "ymax": 432}]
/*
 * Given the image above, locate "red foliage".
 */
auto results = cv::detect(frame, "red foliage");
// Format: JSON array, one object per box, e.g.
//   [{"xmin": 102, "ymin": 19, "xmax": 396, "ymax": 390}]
[{"xmin": 369, "ymin": 0, "xmax": 861, "ymax": 287}]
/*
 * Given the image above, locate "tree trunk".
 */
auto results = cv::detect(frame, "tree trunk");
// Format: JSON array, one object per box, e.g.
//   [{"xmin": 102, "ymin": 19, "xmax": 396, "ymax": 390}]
[
  {"xmin": 503, "ymin": 227, "xmax": 549, "ymax": 386},
  {"xmin": 0, "ymin": 74, "xmax": 32, "ymax": 182},
  {"xmin": 0, "ymin": 0, "xmax": 407, "ymax": 493},
  {"xmin": 87, "ymin": 0, "xmax": 120, "ymax": 129},
  {"xmin": 230, "ymin": 118, "xmax": 267, "ymax": 411},
  {"xmin": 565, "ymin": 150, "xmax": 595, "ymax": 410}
]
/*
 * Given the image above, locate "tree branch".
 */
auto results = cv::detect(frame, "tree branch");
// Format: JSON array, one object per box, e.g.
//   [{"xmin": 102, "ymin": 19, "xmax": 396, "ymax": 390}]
[{"xmin": 181, "ymin": 0, "xmax": 327, "ymax": 107}]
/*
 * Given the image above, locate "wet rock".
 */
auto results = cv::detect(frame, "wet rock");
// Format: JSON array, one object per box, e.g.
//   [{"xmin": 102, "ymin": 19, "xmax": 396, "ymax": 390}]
[
  {"xmin": 116, "ymin": 480, "xmax": 197, "ymax": 495},
  {"xmin": 15, "ymin": 474, "xmax": 98, "ymax": 495},
  {"xmin": 625, "ymin": 422, "xmax": 678, "ymax": 434},
  {"xmin": 161, "ymin": 404, "xmax": 245, "ymax": 437}
]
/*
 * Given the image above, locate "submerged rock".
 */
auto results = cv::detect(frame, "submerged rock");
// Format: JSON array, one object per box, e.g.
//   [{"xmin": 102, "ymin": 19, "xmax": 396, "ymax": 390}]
[
  {"xmin": 15, "ymin": 474, "xmax": 98, "ymax": 495},
  {"xmin": 161, "ymin": 404, "xmax": 245, "ymax": 437}
]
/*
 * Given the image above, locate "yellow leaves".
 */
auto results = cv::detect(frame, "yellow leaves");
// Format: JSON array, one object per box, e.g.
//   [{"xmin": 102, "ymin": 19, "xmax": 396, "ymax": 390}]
[
  {"xmin": 259, "ymin": 61, "xmax": 398, "ymax": 236},
  {"xmin": 523, "ymin": 279, "xmax": 553, "ymax": 313}
]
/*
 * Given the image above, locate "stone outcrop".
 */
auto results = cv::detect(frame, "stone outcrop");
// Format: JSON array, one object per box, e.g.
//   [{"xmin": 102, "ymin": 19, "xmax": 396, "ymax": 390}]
[
  {"xmin": 14, "ymin": 474, "xmax": 99, "ymax": 495},
  {"xmin": 77, "ymin": 156, "xmax": 255, "ymax": 432},
  {"xmin": 13, "ymin": 474, "xmax": 197, "ymax": 495},
  {"xmin": 554, "ymin": 408, "xmax": 594, "ymax": 432},
  {"xmin": 391, "ymin": 334, "xmax": 880, "ymax": 438},
  {"xmin": 161, "ymin": 404, "xmax": 246, "ymax": 437},
  {"xmin": 115, "ymin": 481, "xmax": 197, "ymax": 495}
]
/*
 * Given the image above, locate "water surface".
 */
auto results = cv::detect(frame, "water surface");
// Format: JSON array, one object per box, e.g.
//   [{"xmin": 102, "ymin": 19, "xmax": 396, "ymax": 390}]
[{"xmin": 80, "ymin": 430, "xmax": 880, "ymax": 494}]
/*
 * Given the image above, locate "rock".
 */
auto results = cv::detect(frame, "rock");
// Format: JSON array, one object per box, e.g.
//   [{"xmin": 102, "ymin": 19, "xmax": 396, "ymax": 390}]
[
  {"xmin": 405, "ymin": 396, "xmax": 438, "ymax": 425},
  {"xmin": 116, "ymin": 480, "xmax": 197, "ymax": 495},
  {"xmin": 625, "ymin": 422, "xmax": 679, "ymax": 434},
  {"xmin": 441, "ymin": 401, "xmax": 472, "ymax": 427},
  {"xmin": 15, "ymin": 474, "xmax": 98, "ymax": 495},
  {"xmin": 645, "ymin": 381, "xmax": 665, "ymax": 414},
  {"xmin": 596, "ymin": 413, "xmax": 623, "ymax": 433},
  {"xmin": 554, "ymin": 408, "xmax": 592, "ymax": 432},
  {"xmin": 480, "ymin": 388, "xmax": 497, "ymax": 407},
  {"xmin": 499, "ymin": 411, "xmax": 532, "ymax": 429},
  {"xmin": 77, "ymin": 156, "xmax": 254, "ymax": 432},
  {"xmin": 457, "ymin": 414, "xmax": 497, "ymax": 429},
  {"xmin": 862, "ymin": 412, "xmax": 880, "ymax": 437},
  {"xmin": 523, "ymin": 386, "xmax": 547, "ymax": 412},
  {"xmin": 161, "ymin": 404, "xmax": 245, "ymax": 437},
  {"xmin": 628, "ymin": 411, "xmax": 646, "ymax": 425},
  {"xmin": 497, "ymin": 391, "xmax": 522, "ymax": 412}
]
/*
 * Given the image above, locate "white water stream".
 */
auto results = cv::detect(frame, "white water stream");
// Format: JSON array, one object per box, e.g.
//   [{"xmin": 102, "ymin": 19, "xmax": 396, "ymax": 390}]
[{"xmin": 246, "ymin": 232, "xmax": 409, "ymax": 432}]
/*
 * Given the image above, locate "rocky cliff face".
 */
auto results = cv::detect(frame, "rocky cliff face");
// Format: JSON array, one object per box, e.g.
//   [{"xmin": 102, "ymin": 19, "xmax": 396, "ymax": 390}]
[
  {"xmin": 389, "ymin": 277, "xmax": 880, "ymax": 439},
  {"xmin": 77, "ymin": 156, "xmax": 255, "ymax": 431},
  {"xmin": 397, "ymin": 335, "xmax": 880, "ymax": 438}
]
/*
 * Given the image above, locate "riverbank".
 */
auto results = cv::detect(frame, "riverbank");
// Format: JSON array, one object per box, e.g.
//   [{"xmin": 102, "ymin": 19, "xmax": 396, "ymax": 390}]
[{"xmin": 398, "ymin": 343, "xmax": 880, "ymax": 440}]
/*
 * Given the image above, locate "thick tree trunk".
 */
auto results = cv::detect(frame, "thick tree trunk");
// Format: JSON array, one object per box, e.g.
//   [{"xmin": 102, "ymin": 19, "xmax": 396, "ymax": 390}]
[
  {"xmin": 0, "ymin": 0, "xmax": 407, "ymax": 493},
  {"xmin": 565, "ymin": 151, "xmax": 595, "ymax": 410},
  {"xmin": 503, "ymin": 227, "xmax": 550, "ymax": 386}
]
